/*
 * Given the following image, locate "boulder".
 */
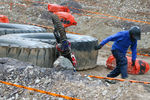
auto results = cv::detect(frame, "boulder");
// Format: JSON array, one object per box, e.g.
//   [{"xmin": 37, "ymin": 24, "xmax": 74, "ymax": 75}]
[{"xmin": 53, "ymin": 56, "xmax": 74, "ymax": 70}]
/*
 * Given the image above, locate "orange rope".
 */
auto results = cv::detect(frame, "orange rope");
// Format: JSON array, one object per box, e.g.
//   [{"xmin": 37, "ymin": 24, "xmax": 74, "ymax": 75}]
[
  {"xmin": 128, "ymin": 52, "xmax": 150, "ymax": 57},
  {"xmin": 3, "ymin": 0, "xmax": 150, "ymax": 26},
  {"xmin": 0, "ymin": 80, "xmax": 80, "ymax": 100},
  {"xmin": 10, "ymin": 18, "xmax": 81, "ymax": 35},
  {"xmin": 88, "ymin": 75, "xmax": 150, "ymax": 84},
  {"xmin": 69, "ymin": 7, "xmax": 150, "ymax": 25},
  {"xmin": 22, "ymin": 0, "xmax": 150, "ymax": 25},
  {"xmin": 1, "ymin": 0, "xmax": 150, "ymax": 25},
  {"xmin": 72, "ymin": 13, "xmax": 115, "ymax": 20}
]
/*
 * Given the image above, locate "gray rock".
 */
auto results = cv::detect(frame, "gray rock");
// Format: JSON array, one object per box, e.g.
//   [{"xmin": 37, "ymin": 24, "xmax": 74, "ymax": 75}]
[
  {"xmin": 0, "ymin": 58, "xmax": 7, "ymax": 64},
  {"xmin": 61, "ymin": 0, "xmax": 82, "ymax": 13},
  {"xmin": 53, "ymin": 56, "xmax": 74, "ymax": 70}
]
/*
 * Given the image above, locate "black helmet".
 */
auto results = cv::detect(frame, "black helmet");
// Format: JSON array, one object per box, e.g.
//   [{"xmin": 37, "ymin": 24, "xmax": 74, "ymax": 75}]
[{"xmin": 129, "ymin": 26, "xmax": 141, "ymax": 40}]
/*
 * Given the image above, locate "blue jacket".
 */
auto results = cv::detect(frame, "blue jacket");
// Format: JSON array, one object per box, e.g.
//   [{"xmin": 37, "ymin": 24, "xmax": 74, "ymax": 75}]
[{"xmin": 100, "ymin": 31, "xmax": 137, "ymax": 60}]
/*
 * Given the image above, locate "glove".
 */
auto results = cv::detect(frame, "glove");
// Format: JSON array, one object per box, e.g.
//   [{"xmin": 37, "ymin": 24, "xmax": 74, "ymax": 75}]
[
  {"xmin": 132, "ymin": 60, "xmax": 135, "ymax": 66},
  {"xmin": 95, "ymin": 45, "xmax": 103, "ymax": 50}
]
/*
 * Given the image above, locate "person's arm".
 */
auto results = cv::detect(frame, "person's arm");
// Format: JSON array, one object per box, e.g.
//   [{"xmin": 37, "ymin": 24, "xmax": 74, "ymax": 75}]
[
  {"xmin": 100, "ymin": 31, "xmax": 123, "ymax": 46},
  {"xmin": 95, "ymin": 32, "xmax": 123, "ymax": 50},
  {"xmin": 99, "ymin": 31, "xmax": 124, "ymax": 46},
  {"xmin": 130, "ymin": 40, "xmax": 137, "ymax": 65}
]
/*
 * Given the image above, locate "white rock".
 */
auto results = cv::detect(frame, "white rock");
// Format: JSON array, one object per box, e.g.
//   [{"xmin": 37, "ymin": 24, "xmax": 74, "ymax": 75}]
[
  {"xmin": 35, "ymin": 78, "xmax": 40, "ymax": 84},
  {"xmin": 7, "ymin": 68, "xmax": 14, "ymax": 72},
  {"xmin": 27, "ymin": 66, "xmax": 34, "ymax": 69},
  {"xmin": 33, "ymin": 98, "xmax": 37, "ymax": 100},
  {"xmin": 102, "ymin": 90, "xmax": 108, "ymax": 96},
  {"xmin": 15, "ymin": 93, "xmax": 18, "ymax": 99},
  {"xmin": 58, "ymin": 98, "xmax": 64, "ymax": 100},
  {"xmin": 87, "ymin": 76, "xmax": 93, "ymax": 81},
  {"xmin": 7, "ymin": 97, "xmax": 15, "ymax": 100}
]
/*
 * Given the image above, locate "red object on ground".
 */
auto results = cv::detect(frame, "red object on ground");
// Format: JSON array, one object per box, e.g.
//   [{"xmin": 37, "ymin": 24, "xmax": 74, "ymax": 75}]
[
  {"xmin": 54, "ymin": 12, "xmax": 77, "ymax": 28},
  {"xmin": 0, "ymin": 15, "xmax": 9, "ymax": 23},
  {"xmin": 48, "ymin": 4, "xmax": 70, "ymax": 13},
  {"xmin": 106, "ymin": 55, "xmax": 150, "ymax": 75}
]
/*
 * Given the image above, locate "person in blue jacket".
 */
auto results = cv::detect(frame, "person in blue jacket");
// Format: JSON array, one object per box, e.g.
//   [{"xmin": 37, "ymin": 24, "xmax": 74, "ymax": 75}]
[{"xmin": 95, "ymin": 26, "xmax": 141, "ymax": 80}]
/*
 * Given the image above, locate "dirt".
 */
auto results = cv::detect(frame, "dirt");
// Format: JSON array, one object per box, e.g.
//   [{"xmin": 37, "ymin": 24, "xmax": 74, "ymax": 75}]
[{"xmin": 0, "ymin": 0, "xmax": 150, "ymax": 99}]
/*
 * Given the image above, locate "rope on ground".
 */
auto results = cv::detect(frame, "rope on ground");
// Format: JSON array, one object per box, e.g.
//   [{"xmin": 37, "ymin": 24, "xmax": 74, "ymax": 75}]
[
  {"xmin": 0, "ymin": 1, "xmax": 115, "ymax": 21},
  {"xmin": 88, "ymin": 75, "xmax": 150, "ymax": 84},
  {"xmin": 0, "ymin": 80, "xmax": 80, "ymax": 100},
  {"xmin": 2, "ymin": 0, "xmax": 150, "ymax": 25},
  {"xmin": 72, "ymin": 13, "xmax": 115, "ymax": 20},
  {"xmin": 9, "ymin": 18, "xmax": 81, "ymax": 35},
  {"xmin": 128, "ymin": 51, "xmax": 150, "ymax": 57},
  {"xmin": 23, "ymin": 0, "xmax": 150, "ymax": 25},
  {"xmin": 71, "ymin": 7, "xmax": 150, "ymax": 24}
]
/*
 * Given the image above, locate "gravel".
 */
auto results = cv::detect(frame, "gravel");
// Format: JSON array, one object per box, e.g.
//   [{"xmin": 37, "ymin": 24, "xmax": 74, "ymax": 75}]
[
  {"xmin": 0, "ymin": 0, "xmax": 150, "ymax": 99},
  {"xmin": 0, "ymin": 57, "xmax": 149, "ymax": 100}
]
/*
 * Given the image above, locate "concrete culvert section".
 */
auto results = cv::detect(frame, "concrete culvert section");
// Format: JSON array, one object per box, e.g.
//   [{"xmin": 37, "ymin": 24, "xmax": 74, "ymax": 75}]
[
  {"xmin": 0, "ymin": 23, "xmax": 47, "ymax": 35},
  {"xmin": 0, "ymin": 33, "xmax": 98, "ymax": 70},
  {"xmin": 0, "ymin": 37, "xmax": 56, "ymax": 68}
]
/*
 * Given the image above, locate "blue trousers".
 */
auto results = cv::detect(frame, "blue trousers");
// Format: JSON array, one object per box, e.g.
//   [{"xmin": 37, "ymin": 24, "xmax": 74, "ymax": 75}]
[{"xmin": 107, "ymin": 50, "xmax": 128, "ymax": 79}]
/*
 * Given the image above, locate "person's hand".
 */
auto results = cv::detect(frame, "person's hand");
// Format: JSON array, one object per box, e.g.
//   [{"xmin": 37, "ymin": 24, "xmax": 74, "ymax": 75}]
[
  {"xmin": 132, "ymin": 60, "xmax": 135, "ymax": 66},
  {"xmin": 95, "ymin": 45, "xmax": 103, "ymax": 50}
]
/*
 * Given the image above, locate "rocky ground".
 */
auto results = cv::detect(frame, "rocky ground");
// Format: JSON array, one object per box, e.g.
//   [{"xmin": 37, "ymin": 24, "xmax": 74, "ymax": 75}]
[
  {"xmin": 0, "ymin": 0, "xmax": 150, "ymax": 100},
  {"xmin": 0, "ymin": 57, "xmax": 150, "ymax": 100}
]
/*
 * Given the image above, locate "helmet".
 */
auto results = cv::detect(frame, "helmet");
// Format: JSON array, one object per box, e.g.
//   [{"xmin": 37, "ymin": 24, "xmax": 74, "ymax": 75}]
[{"xmin": 129, "ymin": 26, "xmax": 141, "ymax": 40}]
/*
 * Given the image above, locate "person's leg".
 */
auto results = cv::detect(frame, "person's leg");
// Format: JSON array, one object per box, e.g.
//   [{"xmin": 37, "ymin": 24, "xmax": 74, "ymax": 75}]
[
  {"xmin": 107, "ymin": 67, "xmax": 120, "ymax": 77},
  {"xmin": 107, "ymin": 50, "xmax": 121, "ymax": 78},
  {"xmin": 119, "ymin": 55, "xmax": 128, "ymax": 79}
]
